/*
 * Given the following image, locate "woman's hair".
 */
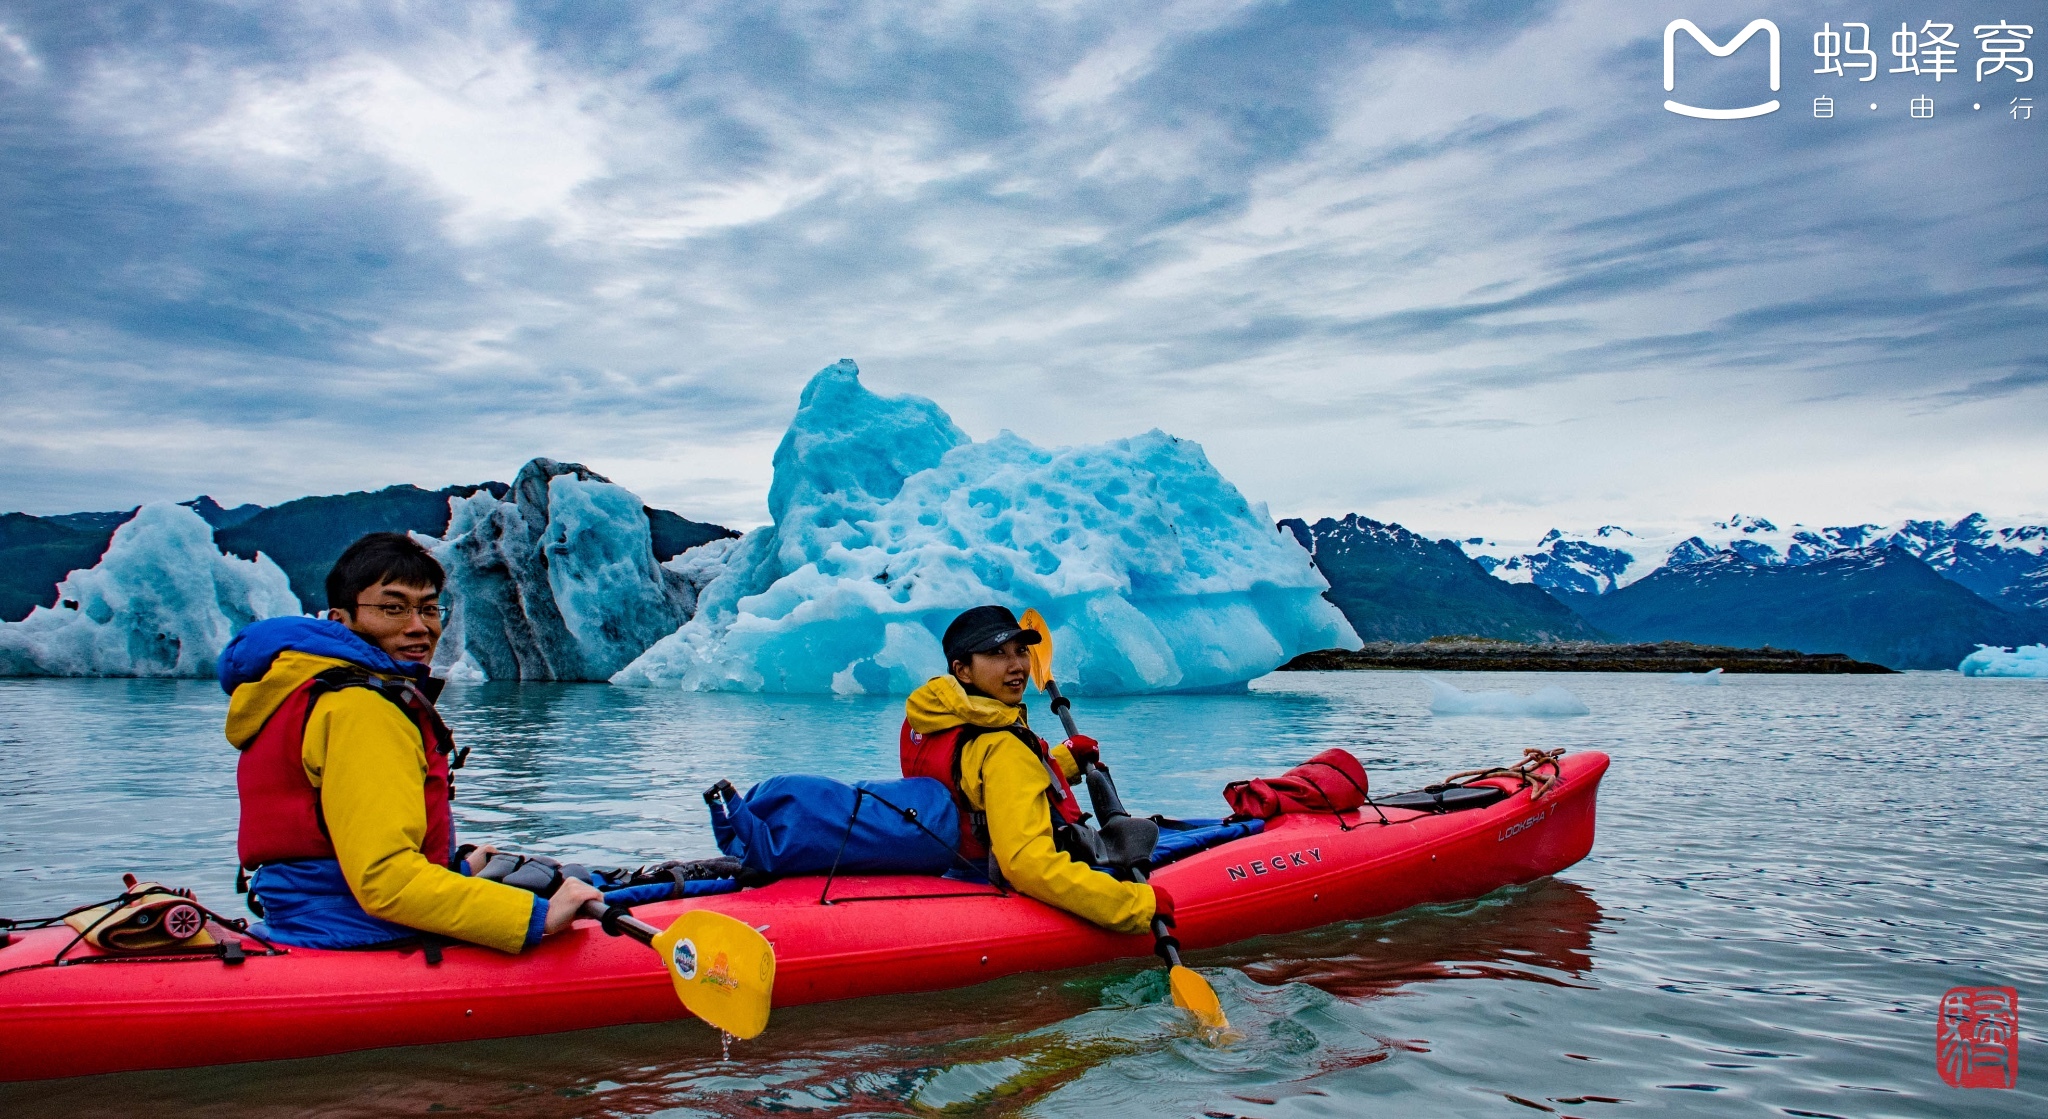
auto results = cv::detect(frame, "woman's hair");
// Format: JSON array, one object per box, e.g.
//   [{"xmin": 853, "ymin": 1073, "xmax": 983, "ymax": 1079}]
[{"xmin": 325, "ymin": 532, "xmax": 446, "ymax": 612}]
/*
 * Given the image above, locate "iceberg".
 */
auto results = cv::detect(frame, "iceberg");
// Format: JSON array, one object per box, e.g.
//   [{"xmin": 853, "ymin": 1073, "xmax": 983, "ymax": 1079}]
[
  {"xmin": 1957, "ymin": 644, "xmax": 2048, "ymax": 678},
  {"xmin": 1425, "ymin": 677, "xmax": 1589, "ymax": 716},
  {"xmin": 0, "ymin": 503, "xmax": 300, "ymax": 677},
  {"xmin": 428, "ymin": 458, "xmax": 695, "ymax": 681},
  {"xmin": 616, "ymin": 360, "xmax": 1358, "ymax": 695},
  {"xmin": 1671, "ymin": 668, "xmax": 1724, "ymax": 685}
]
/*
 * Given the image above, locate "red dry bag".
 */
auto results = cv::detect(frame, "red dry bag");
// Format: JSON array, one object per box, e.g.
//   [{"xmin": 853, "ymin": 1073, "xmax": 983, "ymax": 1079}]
[{"xmin": 1223, "ymin": 748, "xmax": 1371, "ymax": 820}]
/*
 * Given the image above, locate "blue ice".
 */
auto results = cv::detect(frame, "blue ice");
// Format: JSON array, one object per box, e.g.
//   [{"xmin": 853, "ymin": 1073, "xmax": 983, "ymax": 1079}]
[
  {"xmin": 1426, "ymin": 677, "xmax": 1589, "ymax": 716},
  {"xmin": 429, "ymin": 458, "xmax": 694, "ymax": 681},
  {"xmin": 616, "ymin": 360, "xmax": 1358, "ymax": 695},
  {"xmin": 0, "ymin": 503, "xmax": 301, "ymax": 677},
  {"xmin": 1957, "ymin": 644, "xmax": 2048, "ymax": 678}
]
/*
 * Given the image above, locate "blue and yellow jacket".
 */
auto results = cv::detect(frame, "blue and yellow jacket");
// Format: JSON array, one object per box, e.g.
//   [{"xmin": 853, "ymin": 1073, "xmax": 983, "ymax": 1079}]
[
  {"xmin": 221, "ymin": 617, "xmax": 542, "ymax": 953},
  {"xmin": 905, "ymin": 676, "xmax": 1156, "ymax": 934}
]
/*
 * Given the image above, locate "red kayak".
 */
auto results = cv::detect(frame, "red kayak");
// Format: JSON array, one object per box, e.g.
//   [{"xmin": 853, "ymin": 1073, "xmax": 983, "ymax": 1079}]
[{"xmin": 0, "ymin": 750, "xmax": 1607, "ymax": 1082}]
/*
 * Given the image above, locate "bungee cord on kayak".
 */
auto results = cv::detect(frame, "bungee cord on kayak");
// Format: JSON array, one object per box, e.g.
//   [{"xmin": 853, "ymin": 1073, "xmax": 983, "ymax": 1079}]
[
  {"xmin": 1440, "ymin": 748, "xmax": 1571, "ymax": 801},
  {"xmin": 0, "ymin": 875, "xmax": 285, "ymax": 981}
]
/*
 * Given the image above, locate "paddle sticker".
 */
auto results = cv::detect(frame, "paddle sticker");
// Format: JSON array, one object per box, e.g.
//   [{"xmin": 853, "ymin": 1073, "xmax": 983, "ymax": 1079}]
[
  {"xmin": 672, "ymin": 937, "xmax": 699, "ymax": 981},
  {"xmin": 702, "ymin": 950, "xmax": 739, "ymax": 991}
]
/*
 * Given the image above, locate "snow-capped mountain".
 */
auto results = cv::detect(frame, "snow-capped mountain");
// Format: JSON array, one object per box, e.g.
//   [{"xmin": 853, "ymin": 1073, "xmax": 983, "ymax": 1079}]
[
  {"xmin": 1573, "ymin": 543, "xmax": 2043, "ymax": 670},
  {"xmin": 1463, "ymin": 514, "xmax": 2048, "ymax": 611},
  {"xmin": 1281, "ymin": 514, "xmax": 1601, "ymax": 643}
]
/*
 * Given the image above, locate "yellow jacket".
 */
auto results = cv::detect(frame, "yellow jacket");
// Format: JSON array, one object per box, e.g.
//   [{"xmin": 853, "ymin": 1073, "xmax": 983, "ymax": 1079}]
[
  {"xmin": 227, "ymin": 650, "xmax": 538, "ymax": 953},
  {"xmin": 905, "ymin": 676, "xmax": 1156, "ymax": 934}
]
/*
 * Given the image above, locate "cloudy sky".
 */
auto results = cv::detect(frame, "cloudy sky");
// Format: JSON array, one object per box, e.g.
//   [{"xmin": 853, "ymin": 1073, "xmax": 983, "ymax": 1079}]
[{"xmin": 1, "ymin": 1, "xmax": 2041, "ymax": 538}]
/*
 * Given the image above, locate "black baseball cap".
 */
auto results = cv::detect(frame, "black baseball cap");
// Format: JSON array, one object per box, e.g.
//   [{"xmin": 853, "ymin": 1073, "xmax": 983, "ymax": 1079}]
[{"xmin": 942, "ymin": 605, "xmax": 1042, "ymax": 666}]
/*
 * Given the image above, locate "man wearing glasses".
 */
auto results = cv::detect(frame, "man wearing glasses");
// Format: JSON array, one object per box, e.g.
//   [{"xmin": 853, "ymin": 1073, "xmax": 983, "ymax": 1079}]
[{"xmin": 217, "ymin": 533, "xmax": 601, "ymax": 952}]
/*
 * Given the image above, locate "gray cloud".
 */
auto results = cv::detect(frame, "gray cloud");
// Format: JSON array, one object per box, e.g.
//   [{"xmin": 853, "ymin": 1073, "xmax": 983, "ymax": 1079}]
[{"xmin": 0, "ymin": 0, "xmax": 2041, "ymax": 534}]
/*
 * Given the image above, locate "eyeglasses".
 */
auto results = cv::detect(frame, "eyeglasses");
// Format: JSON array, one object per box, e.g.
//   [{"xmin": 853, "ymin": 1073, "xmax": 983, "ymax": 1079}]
[{"xmin": 353, "ymin": 602, "xmax": 448, "ymax": 624}]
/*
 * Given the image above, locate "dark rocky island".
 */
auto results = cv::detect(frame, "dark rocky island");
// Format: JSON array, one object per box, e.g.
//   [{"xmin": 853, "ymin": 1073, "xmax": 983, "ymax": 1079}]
[{"xmin": 1282, "ymin": 638, "xmax": 1895, "ymax": 674}]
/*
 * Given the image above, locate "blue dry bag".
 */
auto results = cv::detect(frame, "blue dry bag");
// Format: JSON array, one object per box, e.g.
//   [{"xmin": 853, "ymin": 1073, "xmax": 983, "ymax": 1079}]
[{"xmin": 707, "ymin": 775, "xmax": 963, "ymax": 876}]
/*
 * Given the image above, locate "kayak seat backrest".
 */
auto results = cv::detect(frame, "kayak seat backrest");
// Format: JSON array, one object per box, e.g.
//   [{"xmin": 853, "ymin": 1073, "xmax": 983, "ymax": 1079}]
[
  {"xmin": 1096, "ymin": 814, "xmax": 1160, "ymax": 873},
  {"xmin": 1375, "ymin": 784, "xmax": 1510, "ymax": 814}
]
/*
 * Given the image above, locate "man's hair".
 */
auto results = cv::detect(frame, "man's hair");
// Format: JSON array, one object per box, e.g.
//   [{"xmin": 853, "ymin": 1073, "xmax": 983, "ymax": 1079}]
[{"xmin": 326, "ymin": 532, "xmax": 446, "ymax": 612}]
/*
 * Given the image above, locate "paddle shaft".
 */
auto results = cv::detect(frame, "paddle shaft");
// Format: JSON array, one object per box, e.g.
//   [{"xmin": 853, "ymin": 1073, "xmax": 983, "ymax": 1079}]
[
  {"xmin": 1042, "ymin": 678, "xmax": 1080, "ymax": 740},
  {"xmin": 1045, "ymin": 680, "xmax": 1131, "ymax": 821},
  {"xmin": 1040, "ymin": 681, "xmax": 1184, "ymax": 967},
  {"xmin": 579, "ymin": 899, "xmax": 662, "ymax": 945}
]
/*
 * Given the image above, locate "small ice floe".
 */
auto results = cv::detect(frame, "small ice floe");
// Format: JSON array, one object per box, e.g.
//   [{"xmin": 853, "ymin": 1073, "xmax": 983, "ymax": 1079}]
[
  {"xmin": 1958, "ymin": 644, "xmax": 2048, "ymax": 679},
  {"xmin": 1425, "ymin": 677, "xmax": 1589, "ymax": 717},
  {"xmin": 436, "ymin": 652, "xmax": 488, "ymax": 685},
  {"xmin": 1672, "ymin": 668, "xmax": 1724, "ymax": 685}
]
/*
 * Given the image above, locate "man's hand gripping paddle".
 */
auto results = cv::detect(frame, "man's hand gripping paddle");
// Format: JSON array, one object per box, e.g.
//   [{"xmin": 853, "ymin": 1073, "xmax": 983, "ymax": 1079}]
[
  {"xmin": 1017, "ymin": 610, "xmax": 1228, "ymax": 1032},
  {"xmin": 580, "ymin": 900, "xmax": 775, "ymax": 1042}
]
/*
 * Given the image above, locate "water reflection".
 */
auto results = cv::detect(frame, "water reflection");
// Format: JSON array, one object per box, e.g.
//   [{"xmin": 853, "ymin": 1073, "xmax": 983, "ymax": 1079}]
[{"xmin": 1233, "ymin": 878, "xmax": 1605, "ymax": 997}]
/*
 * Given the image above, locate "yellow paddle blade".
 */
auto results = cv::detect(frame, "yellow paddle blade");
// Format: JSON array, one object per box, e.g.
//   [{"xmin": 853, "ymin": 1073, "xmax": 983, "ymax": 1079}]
[
  {"xmin": 1169, "ymin": 965, "xmax": 1228, "ymax": 1031},
  {"xmin": 651, "ymin": 910, "xmax": 776, "ymax": 1040},
  {"xmin": 1018, "ymin": 608, "xmax": 1054, "ymax": 690}
]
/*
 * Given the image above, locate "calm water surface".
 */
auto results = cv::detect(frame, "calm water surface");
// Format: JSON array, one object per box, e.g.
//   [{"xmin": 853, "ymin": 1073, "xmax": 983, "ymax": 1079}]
[{"xmin": 1, "ymin": 670, "xmax": 2042, "ymax": 1117}]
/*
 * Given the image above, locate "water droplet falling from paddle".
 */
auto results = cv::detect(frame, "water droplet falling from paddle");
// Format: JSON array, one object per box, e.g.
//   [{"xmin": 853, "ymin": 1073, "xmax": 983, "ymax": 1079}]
[{"xmin": 721, "ymin": 1030, "xmax": 733, "ymax": 1061}]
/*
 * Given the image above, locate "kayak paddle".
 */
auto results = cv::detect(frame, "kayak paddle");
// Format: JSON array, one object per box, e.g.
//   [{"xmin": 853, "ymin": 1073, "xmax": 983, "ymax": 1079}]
[
  {"xmin": 581, "ymin": 900, "xmax": 775, "ymax": 1041},
  {"xmin": 1016, "ymin": 609, "xmax": 1228, "ymax": 1032}
]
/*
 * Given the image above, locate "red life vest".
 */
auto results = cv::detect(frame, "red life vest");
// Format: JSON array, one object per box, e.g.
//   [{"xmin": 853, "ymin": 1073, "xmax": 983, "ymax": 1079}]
[
  {"xmin": 899, "ymin": 718, "xmax": 1085, "ymax": 860},
  {"xmin": 237, "ymin": 668, "xmax": 460, "ymax": 871}
]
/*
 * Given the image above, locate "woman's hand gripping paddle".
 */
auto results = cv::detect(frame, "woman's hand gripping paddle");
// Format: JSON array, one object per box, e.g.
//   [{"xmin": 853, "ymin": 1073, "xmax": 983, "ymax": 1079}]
[
  {"xmin": 1017, "ymin": 610, "xmax": 1228, "ymax": 1032},
  {"xmin": 581, "ymin": 901, "xmax": 775, "ymax": 1041}
]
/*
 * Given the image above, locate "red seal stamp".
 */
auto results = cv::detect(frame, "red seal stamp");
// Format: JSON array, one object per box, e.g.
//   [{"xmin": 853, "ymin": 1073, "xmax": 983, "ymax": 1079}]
[{"xmin": 1937, "ymin": 986, "xmax": 2019, "ymax": 1089}]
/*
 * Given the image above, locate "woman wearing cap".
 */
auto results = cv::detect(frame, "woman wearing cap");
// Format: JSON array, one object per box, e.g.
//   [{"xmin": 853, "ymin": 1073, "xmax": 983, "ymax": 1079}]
[{"xmin": 898, "ymin": 606, "xmax": 1167, "ymax": 935}]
